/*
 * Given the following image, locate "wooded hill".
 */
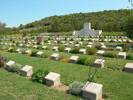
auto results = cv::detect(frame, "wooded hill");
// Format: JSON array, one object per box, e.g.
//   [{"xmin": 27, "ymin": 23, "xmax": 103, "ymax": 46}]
[{"xmin": 17, "ymin": 9, "xmax": 131, "ymax": 33}]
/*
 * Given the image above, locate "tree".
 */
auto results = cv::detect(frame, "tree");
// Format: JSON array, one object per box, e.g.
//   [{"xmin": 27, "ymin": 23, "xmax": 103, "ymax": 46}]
[
  {"xmin": 123, "ymin": 0, "xmax": 133, "ymax": 38},
  {"xmin": 124, "ymin": 13, "xmax": 133, "ymax": 38}
]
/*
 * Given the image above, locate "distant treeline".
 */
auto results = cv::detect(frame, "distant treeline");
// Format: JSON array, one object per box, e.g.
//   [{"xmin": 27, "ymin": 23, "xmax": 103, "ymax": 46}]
[{"xmin": 17, "ymin": 9, "xmax": 131, "ymax": 33}]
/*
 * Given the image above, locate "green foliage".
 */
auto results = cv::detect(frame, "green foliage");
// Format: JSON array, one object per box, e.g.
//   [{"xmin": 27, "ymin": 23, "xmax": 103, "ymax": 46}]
[
  {"xmin": 16, "ymin": 9, "xmax": 131, "ymax": 34},
  {"xmin": 103, "ymin": 52, "xmax": 117, "ymax": 58},
  {"xmin": 58, "ymin": 45, "xmax": 65, "ymax": 52},
  {"xmin": 31, "ymin": 50, "xmax": 38, "ymax": 57},
  {"xmin": 70, "ymin": 48, "xmax": 79, "ymax": 54},
  {"xmin": 87, "ymin": 47, "xmax": 97, "ymax": 55},
  {"xmin": 37, "ymin": 45, "xmax": 43, "ymax": 49},
  {"xmin": 7, "ymin": 63, "xmax": 23, "ymax": 73},
  {"xmin": 102, "ymin": 32, "xmax": 124, "ymax": 36},
  {"xmin": 124, "ymin": 13, "xmax": 133, "ymax": 38},
  {"xmin": 127, "ymin": 54, "xmax": 133, "ymax": 60},
  {"xmin": 77, "ymin": 56, "xmax": 87, "ymax": 65},
  {"xmin": 69, "ymin": 81, "xmax": 84, "ymax": 96},
  {"xmin": 84, "ymin": 57, "xmax": 95, "ymax": 66},
  {"xmin": 41, "ymin": 53, "xmax": 49, "ymax": 58},
  {"xmin": 32, "ymin": 69, "xmax": 49, "ymax": 84},
  {"xmin": 77, "ymin": 56, "xmax": 95, "ymax": 66}
]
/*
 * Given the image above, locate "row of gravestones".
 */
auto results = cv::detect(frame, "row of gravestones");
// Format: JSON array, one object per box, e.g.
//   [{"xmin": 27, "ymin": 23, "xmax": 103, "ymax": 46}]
[
  {"xmin": 0, "ymin": 42, "xmax": 131, "ymax": 61},
  {"xmin": 0, "ymin": 35, "xmax": 132, "ymax": 44},
  {"xmin": 0, "ymin": 40, "xmax": 128, "ymax": 53},
  {"xmin": 3, "ymin": 59, "xmax": 103, "ymax": 100},
  {"xmin": 2, "ymin": 45, "xmax": 133, "ymax": 73},
  {"xmin": 0, "ymin": 35, "xmax": 129, "ymax": 40},
  {"xmin": 6, "ymin": 42, "xmax": 130, "ymax": 60}
]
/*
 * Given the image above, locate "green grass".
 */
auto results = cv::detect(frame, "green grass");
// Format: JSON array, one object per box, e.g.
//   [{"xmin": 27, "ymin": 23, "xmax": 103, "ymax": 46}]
[
  {"xmin": 0, "ymin": 69, "xmax": 79, "ymax": 100},
  {"xmin": 0, "ymin": 51, "xmax": 133, "ymax": 100}
]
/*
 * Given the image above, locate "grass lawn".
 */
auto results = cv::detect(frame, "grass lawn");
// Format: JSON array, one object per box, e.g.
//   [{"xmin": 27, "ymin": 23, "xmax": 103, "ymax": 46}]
[
  {"xmin": 0, "ymin": 69, "xmax": 80, "ymax": 100},
  {"xmin": 0, "ymin": 51, "xmax": 133, "ymax": 100}
]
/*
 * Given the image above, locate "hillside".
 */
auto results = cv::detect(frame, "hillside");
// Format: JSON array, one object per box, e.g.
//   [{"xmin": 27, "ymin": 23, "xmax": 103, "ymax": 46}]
[{"xmin": 17, "ymin": 9, "xmax": 131, "ymax": 33}]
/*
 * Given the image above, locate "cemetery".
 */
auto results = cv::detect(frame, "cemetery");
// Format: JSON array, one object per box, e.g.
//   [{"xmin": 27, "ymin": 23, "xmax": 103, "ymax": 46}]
[
  {"xmin": 0, "ymin": 1, "xmax": 133, "ymax": 99},
  {"xmin": 0, "ymin": 32, "xmax": 133, "ymax": 100}
]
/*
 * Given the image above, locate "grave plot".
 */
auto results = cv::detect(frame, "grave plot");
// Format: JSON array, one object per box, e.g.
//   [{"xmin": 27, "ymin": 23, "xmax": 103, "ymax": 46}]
[
  {"xmin": 82, "ymin": 82, "xmax": 103, "ymax": 100},
  {"xmin": 0, "ymin": 35, "xmax": 133, "ymax": 100},
  {"xmin": 124, "ymin": 63, "xmax": 133, "ymax": 73}
]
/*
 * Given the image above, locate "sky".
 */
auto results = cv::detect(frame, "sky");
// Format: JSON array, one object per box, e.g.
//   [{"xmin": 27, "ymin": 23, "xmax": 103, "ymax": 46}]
[{"xmin": 0, "ymin": 0, "xmax": 130, "ymax": 27}]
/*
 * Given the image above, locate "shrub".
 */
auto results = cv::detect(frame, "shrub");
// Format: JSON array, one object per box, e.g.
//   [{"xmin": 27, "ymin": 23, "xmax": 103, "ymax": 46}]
[
  {"xmin": 58, "ymin": 45, "xmax": 65, "ymax": 52},
  {"xmin": 127, "ymin": 54, "xmax": 133, "ymax": 60},
  {"xmin": 32, "ymin": 69, "xmax": 49, "ymax": 84},
  {"xmin": 37, "ymin": 45, "xmax": 43, "ymax": 49},
  {"xmin": 8, "ymin": 63, "xmax": 23, "ymax": 73},
  {"xmin": 31, "ymin": 50, "xmax": 38, "ymax": 57},
  {"xmin": 87, "ymin": 47, "xmax": 97, "ymax": 55},
  {"xmin": 84, "ymin": 57, "xmax": 95, "ymax": 66},
  {"xmin": 69, "ymin": 81, "xmax": 84, "ymax": 96},
  {"xmin": 77, "ymin": 56, "xmax": 87, "ymax": 65},
  {"xmin": 70, "ymin": 48, "xmax": 79, "ymax": 54},
  {"xmin": 60, "ymin": 57, "xmax": 69, "ymax": 63},
  {"xmin": 103, "ymin": 52, "xmax": 117, "ymax": 58},
  {"xmin": 41, "ymin": 53, "xmax": 49, "ymax": 58}
]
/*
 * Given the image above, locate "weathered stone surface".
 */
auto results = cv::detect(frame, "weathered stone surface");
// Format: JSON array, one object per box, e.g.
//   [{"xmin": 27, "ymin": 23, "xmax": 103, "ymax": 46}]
[
  {"xmin": 20, "ymin": 65, "xmax": 33, "ymax": 77},
  {"xmin": 82, "ymin": 82, "xmax": 103, "ymax": 100},
  {"xmin": 45, "ymin": 72, "xmax": 60, "ymax": 86},
  {"xmin": 124, "ymin": 63, "xmax": 133, "ymax": 73}
]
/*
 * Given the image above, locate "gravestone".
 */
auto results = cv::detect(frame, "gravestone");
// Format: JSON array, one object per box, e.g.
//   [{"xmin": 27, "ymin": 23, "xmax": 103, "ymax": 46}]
[
  {"xmin": 117, "ymin": 52, "xmax": 126, "ymax": 59},
  {"xmin": 69, "ymin": 56, "xmax": 79, "ymax": 63},
  {"xmin": 82, "ymin": 82, "xmax": 103, "ymax": 100},
  {"xmin": 124, "ymin": 63, "xmax": 133, "ymax": 73},
  {"xmin": 50, "ymin": 53, "xmax": 60, "ymax": 60},
  {"xmin": 45, "ymin": 72, "xmax": 60, "ymax": 86},
  {"xmin": 94, "ymin": 59, "xmax": 105, "ymax": 68},
  {"xmin": 20, "ymin": 65, "xmax": 33, "ymax": 77}
]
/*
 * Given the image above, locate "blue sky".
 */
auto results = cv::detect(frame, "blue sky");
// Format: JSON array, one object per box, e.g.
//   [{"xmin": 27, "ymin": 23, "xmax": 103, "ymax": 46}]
[{"xmin": 0, "ymin": 0, "xmax": 129, "ymax": 27}]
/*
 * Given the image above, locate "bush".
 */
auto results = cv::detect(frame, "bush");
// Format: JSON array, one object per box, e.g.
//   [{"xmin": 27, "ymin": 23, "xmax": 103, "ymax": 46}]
[
  {"xmin": 32, "ymin": 69, "xmax": 49, "ymax": 84},
  {"xmin": 103, "ymin": 52, "xmax": 117, "ymax": 58},
  {"xmin": 87, "ymin": 47, "xmax": 97, "ymax": 55},
  {"xmin": 8, "ymin": 63, "xmax": 23, "ymax": 73},
  {"xmin": 77, "ymin": 56, "xmax": 87, "ymax": 65},
  {"xmin": 31, "ymin": 50, "xmax": 38, "ymax": 57},
  {"xmin": 70, "ymin": 48, "xmax": 79, "ymax": 54},
  {"xmin": 37, "ymin": 45, "xmax": 43, "ymax": 49},
  {"xmin": 58, "ymin": 45, "xmax": 65, "ymax": 52},
  {"xmin": 84, "ymin": 57, "xmax": 95, "ymax": 66},
  {"xmin": 69, "ymin": 81, "xmax": 84, "ymax": 96},
  {"xmin": 41, "ymin": 53, "xmax": 49, "ymax": 58},
  {"xmin": 60, "ymin": 57, "xmax": 69, "ymax": 63},
  {"xmin": 127, "ymin": 54, "xmax": 133, "ymax": 60}
]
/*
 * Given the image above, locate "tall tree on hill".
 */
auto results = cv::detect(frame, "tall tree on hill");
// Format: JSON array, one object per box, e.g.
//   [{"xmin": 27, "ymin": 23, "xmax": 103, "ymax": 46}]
[{"xmin": 124, "ymin": 0, "xmax": 133, "ymax": 38}]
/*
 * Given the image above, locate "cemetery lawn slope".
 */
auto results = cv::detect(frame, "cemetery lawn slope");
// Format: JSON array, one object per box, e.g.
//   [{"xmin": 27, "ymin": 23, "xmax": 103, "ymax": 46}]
[
  {"xmin": 0, "ymin": 51, "xmax": 133, "ymax": 100},
  {"xmin": 0, "ymin": 69, "xmax": 80, "ymax": 100}
]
